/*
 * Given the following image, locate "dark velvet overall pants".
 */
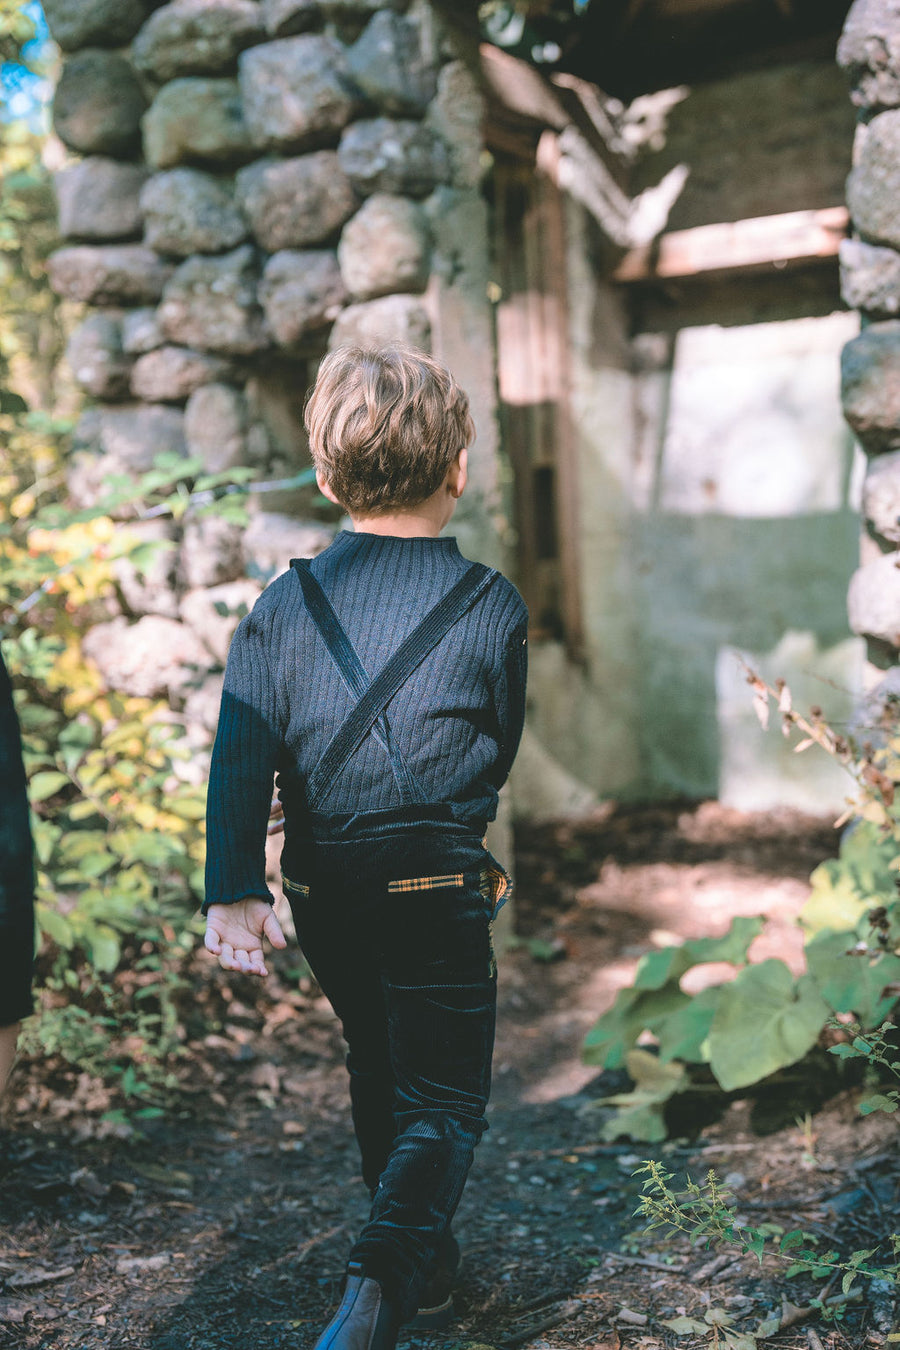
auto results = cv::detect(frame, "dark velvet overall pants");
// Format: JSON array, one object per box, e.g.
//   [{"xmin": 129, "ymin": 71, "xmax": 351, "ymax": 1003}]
[{"xmin": 282, "ymin": 559, "xmax": 507, "ymax": 1322}]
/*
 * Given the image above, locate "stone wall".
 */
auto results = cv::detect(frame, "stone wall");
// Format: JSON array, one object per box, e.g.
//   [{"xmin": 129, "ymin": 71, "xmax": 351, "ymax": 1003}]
[
  {"xmin": 44, "ymin": 0, "xmax": 501, "ymax": 783},
  {"xmin": 838, "ymin": 0, "xmax": 900, "ymax": 718}
]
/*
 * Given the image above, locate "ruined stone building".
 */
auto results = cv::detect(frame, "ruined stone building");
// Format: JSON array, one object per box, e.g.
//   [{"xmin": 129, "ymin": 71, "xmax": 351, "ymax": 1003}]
[{"xmin": 41, "ymin": 0, "xmax": 900, "ymax": 822}]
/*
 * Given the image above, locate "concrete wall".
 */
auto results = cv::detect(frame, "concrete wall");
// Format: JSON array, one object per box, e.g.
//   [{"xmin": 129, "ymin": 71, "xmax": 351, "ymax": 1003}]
[{"xmin": 512, "ymin": 55, "xmax": 864, "ymax": 816}]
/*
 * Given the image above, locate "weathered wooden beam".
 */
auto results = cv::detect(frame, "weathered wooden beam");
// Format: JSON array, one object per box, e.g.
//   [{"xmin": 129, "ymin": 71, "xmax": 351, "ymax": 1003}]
[{"xmin": 614, "ymin": 205, "xmax": 849, "ymax": 281}]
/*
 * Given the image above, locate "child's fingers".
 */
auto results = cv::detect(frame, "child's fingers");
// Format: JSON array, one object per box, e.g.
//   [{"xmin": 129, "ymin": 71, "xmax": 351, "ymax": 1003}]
[
  {"xmin": 263, "ymin": 909, "xmax": 287, "ymax": 949},
  {"xmin": 204, "ymin": 927, "xmax": 223, "ymax": 956}
]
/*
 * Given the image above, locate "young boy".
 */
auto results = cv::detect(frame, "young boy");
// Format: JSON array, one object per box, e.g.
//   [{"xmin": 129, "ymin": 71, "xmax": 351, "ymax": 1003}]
[{"xmin": 203, "ymin": 345, "xmax": 528, "ymax": 1350}]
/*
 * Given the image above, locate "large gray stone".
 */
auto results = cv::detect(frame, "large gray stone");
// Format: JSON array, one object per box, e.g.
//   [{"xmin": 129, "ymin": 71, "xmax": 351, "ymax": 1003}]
[
  {"xmin": 238, "ymin": 35, "xmax": 360, "ymax": 152},
  {"xmin": 133, "ymin": 0, "xmax": 265, "ymax": 82},
  {"xmin": 183, "ymin": 671, "xmax": 225, "ymax": 734},
  {"xmin": 185, "ymin": 382, "xmax": 255, "ymax": 471},
  {"xmin": 180, "ymin": 580, "xmax": 261, "ymax": 661},
  {"xmin": 262, "ymin": 0, "xmax": 320, "ymax": 37},
  {"xmin": 158, "ymin": 245, "xmax": 268, "ymax": 354},
  {"xmin": 847, "ymin": 109, "xmax": 900, "ymax": 249},
  {"xmin": 260, "ymin": 250, "xmax": 347, "ymax": 345},
  {"xmin": 838, "ymin": 0, "xmax": 900, "ymax": 111},
  {"xmin": 338, "ymin": 194, "xmax": 429, "ymax": 300},
  {"xmin": 338, "ymin": 118, "xmax": 450, "ymax": 198},
  {"xmin": 91, "ymin": 404, "xmax": 188, "ymax": 470},
  {"xmin": 143, "ymin": 78, "xmax": 253, "ymax": 169},
  {"xmin": 236, "ymin": 152, "xmax": 356, "ymax": 251},
  {"xmin": 66, "ymin": 313, "xmax": 132, "ymax": 400},
  {"xmin": 131, "ymin": 345, "xmax": 234, "ymax": 403},
  {"xmin": 66, "ymin": 405, "xmax": 189, "ymax": 509},
  {"xmin": 48, "ymin": 245, "xmax": 174, "ymax": 305},
  {"xmin": 122, "ymin": 308, "xmax": 165, "ymax": 355},
  {"xmin": 347, "ymin": 11, "xmax": 437, "ymax": 116},
  {"xmin": 841, "ymin": 321, "xmax": 900, "ymax": 451},
  {"xmin": 848, "ymin": 553, "xmax": 900, "ymax": 647},
  {"xmin": 55, "ymin": 159, "xmax": 148, "ymax": 242},
  {"xmin": 141, "ymin": 168, "xmax": 248, "ymax": 256},
  {"xmin": 242, "ymin": 511, "xmax": 333, "ymax": 580},
  {"xmin": 43, "ymin": 0, "xmax": 149, "ymax": 51},
  {"xmin": 863, "ymin": 447, "xmax": 900, "ymax": 541},
  {"xmin": 83, "ymin": 615, "xmax": 213, "ymax": 698},
  {"xmin": 840, "ymin": 237, "xmax": 900, "ymax": 317},
  {"xmin": 328, "ymin": 293, "xmax": 430, "ymax": 351},
  {"xmin": 320, "ymin": 0, "xmax": 408, "ymax": 12},
  {"xmin": 180, "ymin": 513, "xmax": 246, "ymax": 587},
  {"xmin": 425, "ymin": 60, "xmax": 484, "ymax": 191},
  {"xmin": 54, "ymin": 51, "xmax": 147, "ymax": 158},
  {"xmin": 115, "ymin": 519, "xmax": 180, "ymax": 619}
]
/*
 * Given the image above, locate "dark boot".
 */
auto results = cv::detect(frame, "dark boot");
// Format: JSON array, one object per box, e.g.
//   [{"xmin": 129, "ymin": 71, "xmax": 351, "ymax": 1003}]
[
  {"xmin": 406, "ymin": 1229, "xmax": 460, "ymax": 1331},
  {"xmin": 313, "ymin": 1264, "xmax": 400, "ymax": 1350}
]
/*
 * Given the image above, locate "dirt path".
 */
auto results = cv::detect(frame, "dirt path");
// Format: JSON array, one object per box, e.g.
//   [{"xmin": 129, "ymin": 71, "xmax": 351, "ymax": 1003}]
[{"xmin": 1, "ymin": 803, "xmax": 897, "ymax": 1349}]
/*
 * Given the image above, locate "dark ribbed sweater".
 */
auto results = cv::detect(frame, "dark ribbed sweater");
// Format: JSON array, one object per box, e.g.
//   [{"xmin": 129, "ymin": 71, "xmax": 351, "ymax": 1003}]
[{"xmin": 205, "ymin": 531, "xmax": 528, "ymax": 909}]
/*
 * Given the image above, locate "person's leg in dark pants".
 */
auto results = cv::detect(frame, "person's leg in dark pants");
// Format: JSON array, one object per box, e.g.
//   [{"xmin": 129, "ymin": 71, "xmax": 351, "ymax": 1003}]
[
  {"xmin": 348, "ymin": 870, "xmax": 497, "ymax": 1323},
  {"xmin": 286, "ymin": 882, "xmax": 396, "ymax": 1193}
]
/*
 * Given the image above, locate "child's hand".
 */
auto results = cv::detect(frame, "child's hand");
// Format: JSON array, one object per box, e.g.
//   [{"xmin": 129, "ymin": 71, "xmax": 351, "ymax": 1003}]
[{"xmin": 204, "ymin": 899, "xmax": 287, "ymax": 977}]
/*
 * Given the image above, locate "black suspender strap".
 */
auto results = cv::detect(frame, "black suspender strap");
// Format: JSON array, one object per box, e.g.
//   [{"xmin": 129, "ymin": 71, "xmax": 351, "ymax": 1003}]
[
  {"xmin": 291, "ymin": 559, "xmax": 426, "ymax": 806},
  {"xmin": 300, "ymin": 560, "xmax": 498, "ymax": 808}
]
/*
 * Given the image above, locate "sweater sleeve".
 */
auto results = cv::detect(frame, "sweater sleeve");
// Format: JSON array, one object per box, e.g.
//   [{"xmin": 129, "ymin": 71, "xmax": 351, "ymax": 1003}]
[
  {"xmin": 203, "ymin": 604, "xmax": 284, "ymax": 914},
  {"xmin": 490, "ymin": 613, "xmax": 528, "ymax": 790}
]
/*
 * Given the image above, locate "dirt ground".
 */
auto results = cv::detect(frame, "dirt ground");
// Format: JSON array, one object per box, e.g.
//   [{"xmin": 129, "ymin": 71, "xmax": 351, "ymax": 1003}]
[{"xmin": 1, "ymin": 802, "xmax": 898, "ymax": 1350}]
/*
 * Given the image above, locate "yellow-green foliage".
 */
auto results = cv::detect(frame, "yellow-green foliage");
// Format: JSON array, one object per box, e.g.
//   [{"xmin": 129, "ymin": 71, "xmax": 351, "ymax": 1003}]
[
  {"xmin": 585, "ymin": 679, "xmax": 900, "ymax": 1140},
  {"xmin": 0, "ymin": 96, "xmax": 209, "ymax": 1103}
]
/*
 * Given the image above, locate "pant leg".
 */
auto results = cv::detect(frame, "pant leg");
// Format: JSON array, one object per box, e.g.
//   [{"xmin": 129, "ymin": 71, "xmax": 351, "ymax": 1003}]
[
  {"xmin": 348, "ymin": 868, "xmax": 497, "ymax": 1321},
  {"xmin": 285, "ymin": 884, "xmax": 396, "ymax": 1193}
]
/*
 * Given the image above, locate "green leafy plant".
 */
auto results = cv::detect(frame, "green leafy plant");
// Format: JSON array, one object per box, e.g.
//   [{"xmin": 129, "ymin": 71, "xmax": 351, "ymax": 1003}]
[
  {"xmin": 635, "ymin": 1159, "xmax": 899, "ymax": 1299},
  {"xmin": 585, "ymin": 672, "xmax": 900, "ymax": 1140}
]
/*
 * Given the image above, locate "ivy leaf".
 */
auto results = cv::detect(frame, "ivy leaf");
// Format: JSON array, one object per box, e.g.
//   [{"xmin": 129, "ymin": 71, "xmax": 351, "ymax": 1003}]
[
  {"xmin": 600, "ymin": 1050, "xmax": 688, "ymax": 1142},
  {"xmin": 584, "ymin": 984, "xmax": 690, "ymax": 1069},
  {"xmin": 857, "ymin": 1093, "xmax": 899, "ymax": 1115},
  {"xmin": 805, "ymin": 929, "xmax": 900, "ymax": 1027},
  {"xmin": 656, "ymin": 985, "xmax": 721, "ymax": 1063},
  {"xmin": 28, "ymin": 769, "xmax": 69, "ymax": 802},
  {"xmin": 706, "ymin": 961, "xmax": 831, "ymax": 1091},
  {"xmin": 634, "ymin": 916, "xmax": 765, "ymax": 992}
]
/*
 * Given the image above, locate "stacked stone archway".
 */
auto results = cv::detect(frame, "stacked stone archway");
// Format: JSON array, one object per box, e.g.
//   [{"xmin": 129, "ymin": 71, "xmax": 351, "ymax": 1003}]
[{"xmin": 42, "ymin": 0, "xmax": 501, "ymax": 775}]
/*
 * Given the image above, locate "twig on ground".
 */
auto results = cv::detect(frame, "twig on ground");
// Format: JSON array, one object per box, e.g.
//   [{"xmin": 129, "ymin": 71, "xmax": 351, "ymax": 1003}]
[
  {"xmin": 780, "ymin": 1291, "xmax": 863, "ymax": 1331},
  {"xmin": 603, "ymin": 1254, "xmax": 686, "ymax": 1272},
  {"xmin": 807, "ymin": 1328, "xmax": 826, "ymax": 1350},
  {"xmin": 501, "ymin": 1298, "xmax": 583, "ymax": 1348},
  {"xmin": 692, "ymin": 1253, "xmax": 737, "ymax": 1282}
]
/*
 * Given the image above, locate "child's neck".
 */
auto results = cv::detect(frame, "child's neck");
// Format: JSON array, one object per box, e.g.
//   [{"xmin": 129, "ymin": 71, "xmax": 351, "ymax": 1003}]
[{"xmin": 349, "ymin": 503, "xmax": 452, "ymax": 539}]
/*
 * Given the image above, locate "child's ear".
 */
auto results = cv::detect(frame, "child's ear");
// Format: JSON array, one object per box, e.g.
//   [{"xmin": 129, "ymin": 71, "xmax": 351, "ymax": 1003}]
[
  {"xmin": 447, "ymin": 447, "xmax": 468, "ymax": 500},
  {"xmin": 316, "ymin": 471, "xmax": 341, "ymax": 506}
]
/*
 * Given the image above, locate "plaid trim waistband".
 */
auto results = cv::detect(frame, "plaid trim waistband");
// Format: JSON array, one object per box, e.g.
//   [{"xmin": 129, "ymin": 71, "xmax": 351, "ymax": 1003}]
[{"xmin": 386, "ymin": 873, "xmax": 465, "ymax": 894}]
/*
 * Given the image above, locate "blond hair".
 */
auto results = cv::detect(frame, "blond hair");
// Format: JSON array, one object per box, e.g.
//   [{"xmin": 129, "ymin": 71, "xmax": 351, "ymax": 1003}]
[{"xmin": 304, "ymin": 345, "xmax": 475, "ymax": 516}]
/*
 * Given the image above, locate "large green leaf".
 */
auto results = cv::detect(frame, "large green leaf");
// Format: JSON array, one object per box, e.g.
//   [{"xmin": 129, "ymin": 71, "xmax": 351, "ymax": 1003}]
[
  {"xmin": 633, "ymin": 916, "xmax": 765, "ymax": 991},
  {"xmin": 583, "ymin": 984, "xmax": 690, "ymax": 1069},
  {"xmin": 802, "ymin": 822, "xmax": 898, "ymax": 937},
  {"xmin": 600, "ymin": 1050, "xmax": 688, "ymax": 1143},
  {"xmin": 656, "ymin": 985, "xmax": 722, "ymax": 1063},
  {"xmin": 706, "ymin": 960, "xmax": 831, "ymax": 1091},
  {"xmin": 805, "ymin": 931, "xmax": 900, "ymax": 1028}
]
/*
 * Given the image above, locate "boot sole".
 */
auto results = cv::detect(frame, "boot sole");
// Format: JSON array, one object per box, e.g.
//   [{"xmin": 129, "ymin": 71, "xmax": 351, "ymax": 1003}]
[{"xmin": 407, "ymin": 1296, "xmax": 454, "ymax": 1331}]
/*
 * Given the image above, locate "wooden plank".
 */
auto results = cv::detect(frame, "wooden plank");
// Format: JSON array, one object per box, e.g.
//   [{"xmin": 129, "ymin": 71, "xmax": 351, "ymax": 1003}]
[
  {"xmin": 614, "ymin": 205, "xmax": 849, "ymax": 281},
  {"xmin": 479, "ymin": 43, "xmax": 569, "ymax": 132}
]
